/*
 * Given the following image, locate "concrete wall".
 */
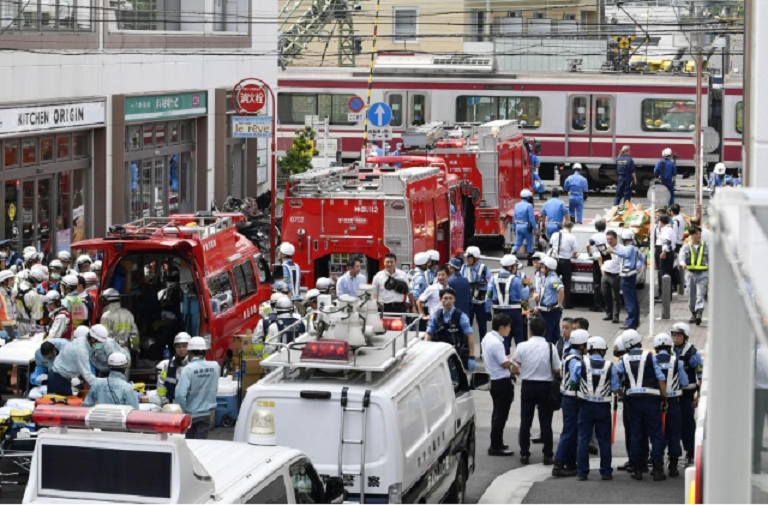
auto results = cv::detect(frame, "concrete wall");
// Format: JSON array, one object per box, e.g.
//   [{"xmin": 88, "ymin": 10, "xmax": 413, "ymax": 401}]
[{"xmin": 745, "ymin": 0, "xmax": 766, "ymax": 187}]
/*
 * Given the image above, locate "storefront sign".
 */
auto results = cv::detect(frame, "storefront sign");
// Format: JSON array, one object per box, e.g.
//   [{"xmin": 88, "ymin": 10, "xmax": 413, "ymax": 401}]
[
  {"xmin": 0, "ymin": 101, "xmax": 105, "ymax": 135},
  {"xmin": 57, "ymin": 229, "xmax": 71, "ymax": 253},
  {"xmin": 125, "ymin": 93, "xmax": 207, "ymax": 123},
  {"xmin": 232, "ymin": 117, "xmax": 272, "ymax": 138}
]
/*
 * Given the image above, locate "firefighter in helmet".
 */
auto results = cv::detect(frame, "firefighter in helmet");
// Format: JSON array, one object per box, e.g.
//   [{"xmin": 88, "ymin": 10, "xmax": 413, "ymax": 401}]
[
  {"xmin": 100, "ymin": 288, "xmax": 140, "ymax": 353},
  {"xmin": 44, "ymin": 290, "xmax": 72, "ymax": 340}
]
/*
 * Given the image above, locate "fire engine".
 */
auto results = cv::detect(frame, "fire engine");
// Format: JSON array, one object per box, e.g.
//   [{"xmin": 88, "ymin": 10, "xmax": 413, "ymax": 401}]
[
  {"xmin": 281, "ymin": 157, "xmax": 470, "ymax": 287},
  {"xmin": 400, "ymin": 120, "xmax": 533, "ymax": 250},
  {"xmin": 71, "ymin": 213, "xmax": 273, "ymax": 368}
]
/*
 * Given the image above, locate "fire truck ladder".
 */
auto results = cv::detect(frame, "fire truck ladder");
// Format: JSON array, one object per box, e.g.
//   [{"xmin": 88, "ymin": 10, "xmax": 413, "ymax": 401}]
[
  {"xmin": 280, "ymin": 0, "xmax": 357, "ymax": 67},
  {"xmin": 338, "ymin": 387, "xmax": 371, "ymax": 502}
]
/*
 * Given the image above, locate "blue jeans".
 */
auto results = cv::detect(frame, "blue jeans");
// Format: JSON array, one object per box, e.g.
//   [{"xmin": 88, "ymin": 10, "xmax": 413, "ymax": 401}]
[
  {"xmin": 614, "ymin": 177, "xmax": 633, "ymax": 205},
  {"xmin": 540, "ymin": 309, "xmax": 562, "ymax": 345},
  {"xmin": 665, "ymin": 397, "xmax": 683, "ymax": 459},
  {"xmin": 556, "ymin": 395, "xmax": 579, "ymax": 465},
  {"xmin": 514, "ymin": 224, "xmax": 534, "ymax": 254},
  {"xmin": 468, "ymin": 303, "xmax": 488, "ymax": 344},
  {"xmin": 662, "ymin": 180, "xmax": 675, "ymax": 205},
  {"xmin": 568, "ymin": 199, "xmax": 584, "ymax": 224},
  {"xmin": 621, "ymin": 275, "xmax": 639, "ymax": 328},
  {"xmin": 628, "ymin": 396, "xmax": 666, "ymax": 464},
  {"xmin": 577, "ymin": 402, "xmax": 613, "ymax": 477}
]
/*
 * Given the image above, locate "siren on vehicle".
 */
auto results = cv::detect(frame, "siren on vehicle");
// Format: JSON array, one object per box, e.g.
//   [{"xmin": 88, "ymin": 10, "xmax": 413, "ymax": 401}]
[
  {"xmin": 381, "ymin": 318, "xmax": 404, "ymax": 331},
  {"xmin": 33, "ymin": 405, "xmax": 192, "ymax": 434},
  {"xmin": 300, "ymin": 340, "xmax": 351, "ymax": 362}
]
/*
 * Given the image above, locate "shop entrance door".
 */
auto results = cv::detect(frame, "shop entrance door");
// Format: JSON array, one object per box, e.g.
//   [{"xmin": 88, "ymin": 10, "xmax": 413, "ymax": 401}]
[{"xmin": 19, "ymin": 177, "xmax": 53, "ymax": 254}]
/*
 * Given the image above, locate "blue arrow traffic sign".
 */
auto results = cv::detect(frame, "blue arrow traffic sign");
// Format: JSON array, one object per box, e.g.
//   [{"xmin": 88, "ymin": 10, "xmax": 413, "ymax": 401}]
[
  {"xmin": 367, "ymin": 102, "xmax": 392, "ymax": 127},
  {"xmin": 467, "ymin": 96, "xmax": 481, "ymax": 106}
]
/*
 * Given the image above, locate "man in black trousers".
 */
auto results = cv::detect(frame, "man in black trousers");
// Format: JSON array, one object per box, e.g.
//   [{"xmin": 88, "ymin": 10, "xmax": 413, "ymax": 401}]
[
  {"xmin": 513, "ymin": 317, "xmax": 561, "ymax": 465},
  {"xmin": 482, "ymin": 313, "xmax": 516, "ymax": 456}
]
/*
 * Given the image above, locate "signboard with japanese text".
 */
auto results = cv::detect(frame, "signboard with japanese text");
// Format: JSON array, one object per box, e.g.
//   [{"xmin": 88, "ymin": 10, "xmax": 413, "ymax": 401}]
[
  {"xmin": 232, "ymin": 117, "xmax": 273, "ymax": 138},
  {"xmin": 125, "ymin": 93, "xmax": 207, "ymax": 122}
]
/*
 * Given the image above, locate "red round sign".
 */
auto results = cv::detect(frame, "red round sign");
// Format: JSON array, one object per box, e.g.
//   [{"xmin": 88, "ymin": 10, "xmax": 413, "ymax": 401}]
[{"xmin": 235, "ymin": 83, "xmax": 267, "ymax": 114}]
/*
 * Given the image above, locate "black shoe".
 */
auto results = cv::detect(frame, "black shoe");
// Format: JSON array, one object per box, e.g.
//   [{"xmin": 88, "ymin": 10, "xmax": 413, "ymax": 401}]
[
  {"xmin": 502, "ymin": 444, "xmax": 510, "ymax": 450},
  {"xmin": 612, "ymin": 319, "xmax": 620, "ymax": 324},
  {"xmin": 589, "ymin": 444, "xmax": 599, "ymax": 455},
  {"xmin": 602, "ymin": 474, "xmax": 613, "ymax": 481},
  {"xmin": 602, "ymin": 315, "xmax": 613, "ymax": 321},
  {"xmin": 685, "ymin": 452, "xmax": 694, "ymax": 467},
  {"xmin": 577, "ymin": 475, "xmax": 588, "ymax": 481},
  {"xmin": 689, "ymin": 314, "xmax": 697, "ymax": 323},
  {"xmin": 617, "ymin": 461, "xmax": 632, "ymax": 472},
  {"xmin": 520, "ymin": 455, "xmax": 530, "ymax": 465},
  {"xmin": 552, "ymin": 467, "xmax": 577, "ymax": 478},
  {"xmin": 631, "ymin": 467, "xmax": 643, "ymax": 480},
  {"xmin": 564, "ymin": 306, "xmax": 575, "ymax": 310},
  {"xmin": 652, "ymin": 463, "xmax": 667, "ymax": 481},
  {"xmin": 531, "ymin": 437, "xmax": 543, "ymax": 444},
  {"xmin": 488, "ymin": 447, "xmax": 515, "ymax": 456},
  {"xmin": 619, "ymin": 324, "xmax": 632, "ymax": 329},
  {"xmin": 668, "ymin": 460, "xmax": 680, "ymax": 478},
  {"xmin": 589, "ymin": 306, "xmax": 602, "ymax": 312},
  {"xmin": 543, "ymin": 456, "xmax": 555, "ymax": 466},
  {"xmin": 696, "ymin": 311, "xmax": 703, "ymax": 325}
]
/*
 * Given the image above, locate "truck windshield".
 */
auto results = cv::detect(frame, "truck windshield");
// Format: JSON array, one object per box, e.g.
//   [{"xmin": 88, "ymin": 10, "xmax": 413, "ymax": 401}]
[{"xmin": 103, "ymin": 253, "xmax": 200, "ymax": 364}]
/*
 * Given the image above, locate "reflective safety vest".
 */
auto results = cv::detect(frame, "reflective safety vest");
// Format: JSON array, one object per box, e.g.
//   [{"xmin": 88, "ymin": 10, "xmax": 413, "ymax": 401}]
[
  {"xmin": 621, "ymin": 350, "xmax": 661, "ymax": 397},
  {"xmin": 655, "ymin": 353, "xmax": 681, "ymax": 398},
  {"xmin": 687, "ymin": 242, "xmax": 708, "ymax": 271},
  {"xmin": 578, "ymin": 358, "xmax": 614, "ymax": 403},
  {"xmin": 678, "ymin": 343, "xmax": 699, "ymax": 391},
  {"xmin": 462, "ymin": 263, "xmax": 488, "ymax": 303},
  {"xmin": 162, "ymin": 357, "xmax": 183, "ymax": 401},
  {"xmin": 283, "ymin": 261, "xmax": 301, "ymax": 300},
  {"xmin": 66, "ymin": 294, "xmax": 88, "ymax": 326},
  {"xmin": 432, "ymin": 309, "xmax": 469, "ymax": 361},
  {"xmin": 269, "ymin": 315, "xmax": 305, "ymax": 344},
  {"xmin": 492, "ymin": 274, "xmax": 522, "ymax": 310},
  {"xmin": 560, "ymin": 352, "xmax": 581, "ymax": 396}
]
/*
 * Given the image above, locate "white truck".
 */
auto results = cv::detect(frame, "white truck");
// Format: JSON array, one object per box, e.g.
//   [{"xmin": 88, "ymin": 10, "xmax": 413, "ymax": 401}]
[
  {"xmin": 23, "ymin": 404, "xmax": 345, "ymax": 504},
  {"xmin": 233, "ymin": 314, "xmax": 482, "ymax": 503}
]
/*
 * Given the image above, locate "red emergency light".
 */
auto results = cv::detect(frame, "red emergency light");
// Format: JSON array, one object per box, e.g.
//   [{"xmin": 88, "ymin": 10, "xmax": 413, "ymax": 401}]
[
  {"xmin": 436, "ymin": 139, "xmax": 465, "ymax": 149},
  {"xmin": 381, "ymin": 318, "xmax": 404, "ymax": 331},
  {"xmin": 33, "ymin": 405, "xmax": 192, "ymax": 434},
  {"xmin": 301, "ymin": 340, "xmax": 351, "ymax": 362}
]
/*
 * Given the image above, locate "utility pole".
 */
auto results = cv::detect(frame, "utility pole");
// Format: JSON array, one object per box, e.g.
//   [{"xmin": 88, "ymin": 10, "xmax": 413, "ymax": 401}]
[{"xmin": 694, "ymin": 47, "xmax": 704, "ymax": 220}]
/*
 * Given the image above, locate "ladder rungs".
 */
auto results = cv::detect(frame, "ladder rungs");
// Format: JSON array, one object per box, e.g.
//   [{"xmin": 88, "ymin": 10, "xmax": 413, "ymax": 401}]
[
  {"xmin": 344, "ymin": 408, "xmax": 366, "ymax": 413},
  {"xmin": 342, "ymin": 472, "xmax": 362, "ymax": 477},
  {"xmin": 342, "ymin": 439, "xmax": 363, "ymax": 445}
]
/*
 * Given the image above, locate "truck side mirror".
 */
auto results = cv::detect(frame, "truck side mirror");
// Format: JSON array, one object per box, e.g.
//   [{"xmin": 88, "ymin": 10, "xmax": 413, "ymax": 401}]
[
  {"xmin": 324, "ymin": 476, "xmax": 347, "ymax": 504},
  {"xmin": 471, "ymin": 372, "xmax": 490, "ymax": 391}
]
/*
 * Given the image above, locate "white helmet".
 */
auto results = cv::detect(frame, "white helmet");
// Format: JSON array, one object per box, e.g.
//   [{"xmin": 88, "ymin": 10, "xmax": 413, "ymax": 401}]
[
  {"xmin": 92, "ymin": 260, "xmax": 102, "ymax": 273},
  {"xmin": 89, "ymin": 324, "xmax": 109, "ymax": 343},
  {"xmin": 714, "ymin": 163, "xmax": 726, "ymax": 175},
  {"xmin": 76, "ymin": 255, "xmax": 92, "ymax": 266},
  {"xmin": 279, "ymin": 242, "xmax": 295, "ymax": 256},
  {"xmin": 23, "ymin": 246, "xmax": 36, "ymax": 255},
  {"xmin": 61, "ymin": 274, "xmax": 79, "ymax": 289},
  {"xmin": 500, "ymin": 254, "xmax": 517, "ymax": 267},
  {"xmin": 316, "ymin": 277, "xmax": 332, "ymax": 292},
  {"xmin": 28, "ymin": 268, "xmax": 46, "ymax": 284},
  {"xmin": 570, "ymin": 329, "xmax": 590, "ymax": 346},
  {"xmin": 614, "ymin": 337, "xmax": 627, "ymax": 353},
  {"xmin": 572, "ymin": 163, "xmax": 583, "ymax": 170},
  {"xmin": 587, "ymin": 336, "xmax": 607, "ymax": 351},
  {"xmin": 269, "ymin": 293, "xmax": 285, "ymax": 303},
  {"xmin": 426, "ymin": 250, "xmax": 440, "ymax": 262},
  {"xmin": 101, "ymin": 287, "xmax": 120, "ymax": 302},
  {"xmin": 465, "ymin": 246, "xmax": 481, "ymax": 259},
  {"xmin": 73, "ymin": 326, "xmax": 90, "ymax": 339},
  {"xmin": 662, "ymin": 148, "xmax": 673, "ymax": 157},
  {"xmin": 653, "ymin": 333, "xmax": 673, "ymax": 348},
  {"xmin": 57, "ymin": 251, "xmax": 72, "ymax": 262},
  {"xmin": 83, "ymin": 272, "xmax": 98, "ymax": 284},
  {"xmin": 0, "ymin": 270, "xmax": 14, "ymax": 284},
  {"xmin": 49, "ymin": 260, "xmax": 64, "ymax": 272},
  {"xmin": 44, "ymin": 291, "xmax": 61, "ymax": 304},
  {"xmin": 671, "ymin": 322, "xmax": 690, "ymax": 338},
  {"xmin": 188, "ymin": 336, "xmax": 208, "ymax": 352},
  {"xmin": 23, "ymin": 250, "xmax": 37, "ymax": 263},
  {"xmin": 174, "ymin": 332, "xmax": 192, "ymax": 345},
  {"xmin": 621, "ymin": 229, "xmax": 635, "ymax": 241},
  {"xmin": 520, "ymin": 189, "xmax": 533, "ymax": 199},
  {"xmin": 275, "ymin": 297, "xmax": 294, "ymax": 313},
  {"xmin": 622, "ymin": 329, "xmax": 642, "ymax": 348},
  {"xmin": 306, "ymin": 288, "xmax": 320, "ymax": 302},
  {"xmin": 414, "ymin": 252, "xmax": 430, "ymax": 267},
  {"xmin": 108, "ymin": 352, "xmax": 129, "ymax": 368},
  {"xmin": 544, "ymin": 257, "xmax": 558, "ymax": 271}
]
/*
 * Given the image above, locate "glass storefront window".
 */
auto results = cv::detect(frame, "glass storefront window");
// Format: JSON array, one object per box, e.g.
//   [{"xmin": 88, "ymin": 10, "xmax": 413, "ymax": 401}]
[
  {"xmin": 72, "ymin": 169, "xmax": 87, "ymax": 242},
  {"xmin": 128, "ymin": 126, "xmax": 141, "ymax": 151},
  {"xmin": 72, "ymin": 134, "xmax": 88, "ymax": 158},
  {"xmin": 4, "ymin": 181, "xmax": 17, "ymax": 247},
  {"xmin": 22, "ymin": 139, "xmax": 36, "ymax": 165},
  {"xmin": 154, "ymin": 157, "xmax": 164, "ymax": 216},
  {"xmin": 56, "ymin": 135, "xmax": 70, "ymax": 160},
  {"xmin": 4, "ymin": 141, "xmax": 19, "ymax": 169},
  {"xmin": 169, "ymin": 122, "xmax": 179, "ymax": 144},
  {"xmin": 21, "ymin": 180, "xmax": 34, "ymax": 250},
  {"xmin": 143, "ymin": 125, "xmax": 154, "ymax": 148},
  {"xmin": 37, "ymin": 178, "xmax": 51, "ymax": 255},
  {"xmin": 40, "ymin": 137, "xmax": 54, "ymax": 163},
  {"xmin": 58, "ymin": 171, "xmax": 71, "ymax": 248},
  {"xmin": 155, "ymin": 124, "xmax": 166, "ymax": 146},
  {"xmin": 181, "ymin": 122, "xmax": 192, "ymax": 142}
]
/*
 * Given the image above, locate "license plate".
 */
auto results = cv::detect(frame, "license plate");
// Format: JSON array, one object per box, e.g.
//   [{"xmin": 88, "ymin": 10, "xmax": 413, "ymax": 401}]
[{"xmin": 573, "ymin": 283, "xmax": 593, "ymax": 294}]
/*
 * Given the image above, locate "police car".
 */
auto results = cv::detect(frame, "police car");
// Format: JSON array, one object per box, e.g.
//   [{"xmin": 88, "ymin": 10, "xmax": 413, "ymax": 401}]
[
  {"xmin": 233, "ymin": 302, "xmax": 479, "ymax": 503},
  {"xmin": 23, "ymin": 404, "xmax": 345, "ymax": 504}
]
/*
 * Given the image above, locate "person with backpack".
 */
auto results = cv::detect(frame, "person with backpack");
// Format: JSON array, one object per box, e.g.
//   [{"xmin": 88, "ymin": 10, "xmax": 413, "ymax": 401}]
[{"xmin": 461, "ymin": 247, "xmax": 491, "ymax": 345}]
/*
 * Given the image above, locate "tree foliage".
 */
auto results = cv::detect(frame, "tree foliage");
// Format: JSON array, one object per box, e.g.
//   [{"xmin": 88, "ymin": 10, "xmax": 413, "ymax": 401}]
[{"xmin": 278, "ymin": 126, "xmax": 319, "ymax": 175}]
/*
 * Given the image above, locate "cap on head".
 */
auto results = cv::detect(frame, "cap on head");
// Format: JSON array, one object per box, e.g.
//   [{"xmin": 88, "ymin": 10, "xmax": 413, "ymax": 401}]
[
  {"xmin": 108, "ymin": 352, "xmax": 129, "ymax": 368},
  {"xmin": 621, "ymin": 145, "xmax": 631, "ymax": 154},
  {"xmin": 587, "ymin": 336, "xmax": 607, "ymax": 351},
  {"xmin": 573, "ymin": 163, "xmax": 583, "ymax": 171},
  {"xmin": 653, "ymin": 333, "xmax": 673, "ymax": 348},
  {"xmin": 520, "ymin": 189, "xmax": 533, "ymax": 199},
  {"xmin": 500, "ymin": 254, "xmax": 517, "ymax": 267},
  {"xmin": 714, "ymin": 163, "xmax": 726, "ymax": 175},
  {"xmin": 662, "ymin": 148, "xmax": 673, "ymax": 157},
  {"xmin": 622, "ymin": 329, "xmax": 642, "ymax": 348},
  {"xmin": 279, "ymin": 242, "xmax": 295, "ymax": 256},
  {"xmin": 174, "ymin": 332, "xmax": 192, "ymax": 345},
  {"xmin": 414, "ymin": 252, "xmax": 430, "ymax": 267},
  {"xmin": 621, "ymin": 229, "xmax": 635, "ymax": 241},
  {"xmin": 89, "ymin": 324, "xmax": 109, "ymax": 342},
  {"xmin": 671, "ymin": 322, "xmax": 690, "ymax": 338},
  {"xmin": 188, "ymin": 336, "xmax": 208, "ymax": 352},
  {"xmin": 448, "ymin": 258, "xmax": 462, "ymax": 270},
  {"xmin": 570, "ymin": 329, "xmax": 590, "ymax": 346}
]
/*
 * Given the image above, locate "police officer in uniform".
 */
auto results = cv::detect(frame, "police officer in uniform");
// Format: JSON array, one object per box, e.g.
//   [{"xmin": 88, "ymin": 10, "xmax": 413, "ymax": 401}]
[
  {"xmin": 541, "ymin": 189, "xmax": 570, "ymax": 241},
  {"xmin": 536, "ymin": 257, "xmax": 564, "ymax": 344},
  {"xmin": 411, "ymin": 252, "xmax": 430, "ymax": 331},
  {"xmin": 616, "ymin": 330, "xmax": 668, "ymax": 481},
  {"xmin": 488, "ymin": 254, "xmax": 530, "ymax": 353},
  {"xmin": 267, "ymin": 297, "xmax": 306, "ymax": 345},
  {"xmin": 553, "ymin": 329, "xmax": 590, "ymax": 477},
  {"xmin": 425, "ymin": 250, "xmax": 440, "ymax": 285},
  {"xmin": 610, "ymin": 229, "xmax": 644, "ymax": 330},
  {"xmin": 253, "ymin": 293, "xmax": 285, "ymax": 345},
  {"xmin": 461, "ymin": 247, "xmax": 491, "ymax": 343},
  {"xmin": 614, "ymin": 145, "xmax": 638, "ymax": 206},
  {"xmin": 576, "ymin": 336, "xmax": 620, "ymax": 481},
  {"xmin": 563, "ymin": 164, "xmax": 589, "ymax": 224},
  {"xmin": 654, "ymin": 148, "xmax": 678, "ymax": 205},
  {"xmin": 654, "ymin": 333, "xmax": 689, "ymax": 477},
  {"xmin": 426, "ymin": 288, "xmax": 475, "ymax": 375},
  {"xmin": 513, "ymin": 190, "xmax": 537, "ymax": 266},
  {"xmin": 144, "ymin": 332, "xmax": 190, "ymax": 407},
  {"xmin": 671, "ymin": 322, "xmax": 703, "ymax": 466}
]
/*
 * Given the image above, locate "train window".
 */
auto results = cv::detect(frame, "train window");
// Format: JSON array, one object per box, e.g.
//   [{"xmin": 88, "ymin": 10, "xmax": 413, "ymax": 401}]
[
  {"xmin": 736, "ymin": 101, "xmax": 744, "ymax": 134},
  {"xmin": 594, "ymin": 97, "xmax": 612, "ymax": 132},
  {"xmin": 455, "ymin": 96, "xmax": 541, "ymax": 128},
  {"xmin": 277, "ymin": 93, "xmax": 356, "ymax": 125},
  {"xmin": 411, "ymin": 94, "xmax": 427, "ymax": 126},
  {"xmin": 641, "ymin": 99, "xmax": 696, "ymax": 132},
  {"xmin": 388, "ymin": 94, "xmax": 403, "ymax": 127},
  {"xmin": 571, "ymin": 96, "xmax": 588, "ymax": 131}
]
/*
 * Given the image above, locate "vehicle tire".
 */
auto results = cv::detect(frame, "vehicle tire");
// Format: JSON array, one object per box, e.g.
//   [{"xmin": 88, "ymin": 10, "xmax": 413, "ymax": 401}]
[
  {"xmin": 222, "ymin": 415, "xmax": 235, "ymax": 428},
  {"xmin": 635, "ymin": 177, "xmax": 652, "ymax": 197},
  {"xmin": 446, "ymin": 457, "xmax": 468, "ymax": 504}
]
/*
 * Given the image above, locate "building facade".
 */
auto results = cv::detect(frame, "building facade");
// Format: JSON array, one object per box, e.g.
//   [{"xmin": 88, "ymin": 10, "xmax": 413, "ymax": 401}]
[{"xmin": 0, "ymin": 0, "xmax": 277, "ymax": 255}]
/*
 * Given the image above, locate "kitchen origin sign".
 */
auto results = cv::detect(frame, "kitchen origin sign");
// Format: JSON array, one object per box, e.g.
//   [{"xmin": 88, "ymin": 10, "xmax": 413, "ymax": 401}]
[{"xmin": 0, "ymin": 101, "xmax": 105, "ymax": 135}]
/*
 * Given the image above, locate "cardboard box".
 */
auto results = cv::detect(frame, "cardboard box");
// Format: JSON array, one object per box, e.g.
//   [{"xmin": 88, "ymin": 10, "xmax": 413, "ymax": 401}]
[{"xmin": 241, "ymin": 356, "xmax": 263, "ymax": 376}]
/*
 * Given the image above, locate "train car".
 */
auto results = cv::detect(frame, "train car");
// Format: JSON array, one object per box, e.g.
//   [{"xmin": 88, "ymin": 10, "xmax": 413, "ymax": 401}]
[{"xmin": 277, "ymin": 54, "xmax": 743, "ymax": 193}]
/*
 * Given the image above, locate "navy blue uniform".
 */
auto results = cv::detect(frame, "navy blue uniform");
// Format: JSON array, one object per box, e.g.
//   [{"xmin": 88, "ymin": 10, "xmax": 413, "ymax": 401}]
[
  {"xmin": 654, "ymin": 158, "xmax": 677, "ymax": 205},
  {"xmin": 614, "ymin": 155, "xmax": 636, "ymax": 205}
]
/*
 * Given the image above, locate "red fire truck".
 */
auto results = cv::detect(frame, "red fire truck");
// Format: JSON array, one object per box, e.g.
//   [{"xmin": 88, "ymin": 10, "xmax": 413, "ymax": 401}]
[
  {"xmin": 72, "ymin": 214, "xmax": 273, "ymax": 367},
  {"xmin": 281, "ymin": 157, "xmax": 471, "ymax": 287},
  {"xmin": 401, "ymin": 120, "xmax": 533, "ymax": 251}
]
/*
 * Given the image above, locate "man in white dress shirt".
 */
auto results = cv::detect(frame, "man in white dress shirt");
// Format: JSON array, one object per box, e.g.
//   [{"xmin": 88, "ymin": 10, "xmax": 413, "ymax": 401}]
[
  {"xmin": 549, "ymin": 221, "xmax": 579, "ymax": 309},
  {"xmin": 483, "ymin": 313, "xmax": 516, "ymax": 457},
  {"xmin": 600, "ymin": 230, "xmax": 624, "ymax": 324}
]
